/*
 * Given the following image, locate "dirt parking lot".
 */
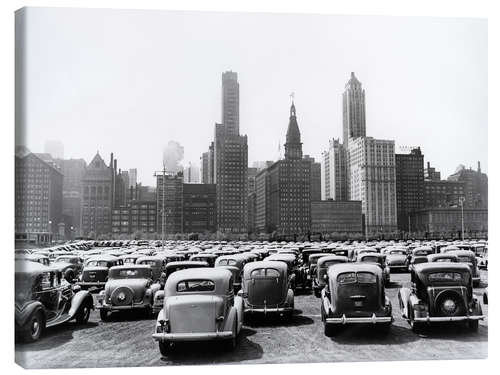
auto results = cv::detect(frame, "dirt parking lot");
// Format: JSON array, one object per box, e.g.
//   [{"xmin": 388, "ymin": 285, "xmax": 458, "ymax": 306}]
[{"xmin": 15, "ymin": 271, "xmax": 488, "ymax": 369}]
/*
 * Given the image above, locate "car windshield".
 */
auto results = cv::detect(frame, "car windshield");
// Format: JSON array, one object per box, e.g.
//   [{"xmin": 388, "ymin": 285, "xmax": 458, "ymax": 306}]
[
  {"xmin": 457, "ymin": 256, "xmax": 472, "ymax": 263},
  {"xmin": 218, "ymin": 259, "xmax": 237, "ymax": 266},
  {"xmin": 86, "ymin": 261, "xmax": 110, "ymax": 267},
  {"xmin": 176, "ymin": 279, "xmax": 215, "ymax": 292},
  {"xmin": 110, "ymin": 269, "xmax": 150, "ymax": 279},
  {"xmin": 428, "ymin": 272, "xmax": 464, "ymax": 282}
]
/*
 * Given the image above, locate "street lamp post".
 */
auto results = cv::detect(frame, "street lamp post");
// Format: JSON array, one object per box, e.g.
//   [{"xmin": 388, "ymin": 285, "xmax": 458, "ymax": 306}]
[{"xmin": 459, "ymin": 197, "xmax": 465, "ymax": 240}]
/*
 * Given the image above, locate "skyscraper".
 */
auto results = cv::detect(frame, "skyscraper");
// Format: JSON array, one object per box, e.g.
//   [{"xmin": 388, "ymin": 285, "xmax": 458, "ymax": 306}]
[
  {"xmin": 342, "ymin": 72, "xmax": 366, "ymax": 147},
  {"xmin": 254, "ymin": 102, "xmax": 311, "ymax": 236},
  {"xmin": 214, "ymin": 72, "xmax": 248, "ymax": 234},
  {"xmin": 221, "ymin": 71, "xmax": 240, "ymax": 136},
  {"xmin": 304, "ymin": 155, "xmax": 321, "ymax": 201},
  {"xmin": 321, "ymin": 138, "xmax": 348, "ymax": 200},
  {"xmin": 395, "ymin": 148, "xmax": 425, "ymax": 232},
  {"xmin": 348, "ymin": 137, "xmax": 397, "ymax": 235},
  {"xmin": 128, "ymin": 168, "xmax": 137, "ymax": 188}
]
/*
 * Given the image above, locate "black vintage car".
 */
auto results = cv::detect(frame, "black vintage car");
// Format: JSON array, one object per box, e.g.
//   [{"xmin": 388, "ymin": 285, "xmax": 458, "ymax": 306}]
[
  {"xmin": 313, "ymin": 255, "xmax": 349, "ymax": 298},
  {"xmin": 52, "ymin": 255, "xmax": 84, "ymax": 283},
  {"xmin": 320, "ymin": 263, "xmax": 393, "ymax": 336},
  {"xmin": 398, "ymin": 262, "xmax": 483, "ymax": 333},
  {"xmin": 15, "ymin": 260, "xmax": 94, "ymax": 342},
  {"xmin": 78, "ymin": 255, "xmax": 124, "ymax": 291}
]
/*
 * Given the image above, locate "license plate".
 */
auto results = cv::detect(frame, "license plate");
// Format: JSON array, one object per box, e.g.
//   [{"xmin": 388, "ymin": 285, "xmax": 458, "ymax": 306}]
[{"xmin": 354, "ymin": 301, "xmax": 363, "ymax": 307}]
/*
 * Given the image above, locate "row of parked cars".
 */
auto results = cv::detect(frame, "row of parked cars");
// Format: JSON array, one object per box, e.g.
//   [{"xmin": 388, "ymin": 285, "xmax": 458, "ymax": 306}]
[{"xmin": 15, "ymin": 239, "xmax": 488, "ymax": 358}]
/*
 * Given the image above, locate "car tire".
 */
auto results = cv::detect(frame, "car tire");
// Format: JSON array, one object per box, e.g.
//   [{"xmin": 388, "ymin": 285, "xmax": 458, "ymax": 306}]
[
  {"xmin": 21, "ymin": 310, "xmax": 44, "ymax": 343},
  {"xmin": 99, "ymin": 309, "xmax": 109, "ymax": 322},
  {"xmin": 409, "ymin": 310, "xmax": 423, "ymax": 334},
  {"xmin": 227, "ymin": 318, "xmax": 238, "ymax": 351},
  {"xmin": 75, "ymin": 300, "xmax": 92, "ymax": 324},
  {"xmin": 159, "ymin": 341, "xmax": 173, "ymax": 357},
  {"xmin": 468, "ymin": 320, "xmax": 479, "ymax": 332}
]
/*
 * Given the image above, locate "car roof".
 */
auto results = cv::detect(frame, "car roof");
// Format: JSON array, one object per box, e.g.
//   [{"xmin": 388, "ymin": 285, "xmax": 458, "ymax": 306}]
[
  {"xmin": 165, "ymin": 260, "xmax": 209, "ymax": 268},
  {"xmin": 413, "ymin": 262, "xmax": 471, "ymax": 274},
  {"xmin": 166, "ymin": 267, "xmax": 232, "ymax": 286},
  {"xmin": 86, "ymin": 255, "xmax": 119, "ymax": 262},
  {"xmin": 327, "ymin": 262, "xmax": 382, "ymax": 279},
  {"xmin": 445, "ymin": 250, "xmax": 476, "ymax": 257},
  {"xmin": 358, "ymin": 252, "xmax": 385, "ymax": 259},
  {"xmin": 317, "ymin": 255, "xmax": 349, "ymax": 265},
  {"xmin": 427, "ymin": 253, "xmax": 458, "ymax": 261},
  {"xmin": 109, "ymin": 264, "xmax": 151, "ymax": 271}
]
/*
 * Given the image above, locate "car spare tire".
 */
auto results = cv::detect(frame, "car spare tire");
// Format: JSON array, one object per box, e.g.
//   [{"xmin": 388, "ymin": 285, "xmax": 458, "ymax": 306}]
[
  {"xmin": 435, "ymin": 290, "xmax": 466, "ymax": 317},
  {"xmin": 111, "ymin": 287, "xmax": 134, "ymax": 306}
]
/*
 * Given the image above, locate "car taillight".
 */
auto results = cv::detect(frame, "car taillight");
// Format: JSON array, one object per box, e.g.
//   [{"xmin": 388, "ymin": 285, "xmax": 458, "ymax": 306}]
[{"xmin": 157, "ymin": 320, "xmax": 170, "ymax": 333}]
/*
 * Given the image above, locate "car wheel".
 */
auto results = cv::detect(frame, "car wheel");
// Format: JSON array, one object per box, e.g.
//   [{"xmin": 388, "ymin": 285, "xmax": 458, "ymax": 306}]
[
  {"xmin": 75, "ymin": 300, "xmax": 91, "ymax": 324},
  {"xmin": 409, "ymin": 310, "xmax": 423, "ymax": 334},
  {"xmin": 21, "ymin": 310, "xmax": 44, "ymax": 342},
  {"xmin": 468, "ymin": 320, "xmax": 479, "ymax": 332},
  {"xmin": 159, "ymin": 341, "xmax": 173, "ymax": 357},
  {"xmin": 324, "ymin": 323, "xmax": 336, "ymax": 337},
  {"xmin": 99, "ymin": 309, "xmax": 109, "ymax": 322}
]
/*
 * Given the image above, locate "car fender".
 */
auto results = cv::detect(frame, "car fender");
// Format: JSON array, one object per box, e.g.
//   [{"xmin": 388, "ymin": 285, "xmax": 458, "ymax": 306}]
[
  {"xmin": 223, "ymin": 306, "xmax": 238, "ymax": 334},
  {"xmin": 68, "ymin": 290, "xmax": 94, "ymax": 318},
  {"xmin": 15, "ymin": 301, "xmax": 45, "ymax": 327},
  {"xmin": 321, "ymin": 289, "xmax": 332, "ymax": 315},
  {"xmin": 234, "ymin": 296, "xmax": 243, "ymax": 332},
  {"xmin": 397, "ymin": 287, "xmax": 411, "ymax": 318}
]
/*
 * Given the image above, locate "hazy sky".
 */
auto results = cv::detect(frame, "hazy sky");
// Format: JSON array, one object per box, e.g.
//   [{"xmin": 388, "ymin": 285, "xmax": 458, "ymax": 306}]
[{"xmin": 17, "ymin": 7, "xmax": 487, "ymax": 185}]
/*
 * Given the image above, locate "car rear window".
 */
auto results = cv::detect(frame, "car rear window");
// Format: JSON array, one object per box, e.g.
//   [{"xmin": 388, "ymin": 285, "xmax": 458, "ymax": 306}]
[
  {"xmin": 435, "ymin": 258, "xmax": 452, "ymax": 262},
  {"xmin": 176, "ymin": 279, "xmax": 215, "ymax": 292},
  {"xmin": 219, "ymin": 259, "xmax": 237, "ymax": 266},
  {"xmin": 112, "ymin": 269, "xmax": 150, "ymax": 279},
  {"xmin": 356, "ymin": 272, "xmax": 377, "ymax": 284},
  {"xmin": 86, "ymin": 261, "xmax": 109, "ymax": 267},
  {"xmin": 457, "ymin": 256, "xmax": 472, "ymax": 263},
  {"xmin": 428, "ymin": 272, "xmax": 464, "ymax": 282},
  {"xmin": 124, "ymin": 258, "xmax": 136, "ymax": 263},
  {"xmin": 139, "ymin": 260, "xmax": 158, "ymax": 266},
  {"xmin": 337, "ymin": 272, "xmax": 356, "ymax": 284},
  {"xmin": 251, "ymin": 268, "xmax": 280, "ymax": 277}
]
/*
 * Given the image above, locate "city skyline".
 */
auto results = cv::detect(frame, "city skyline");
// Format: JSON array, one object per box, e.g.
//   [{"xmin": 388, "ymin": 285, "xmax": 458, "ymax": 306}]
[{"xmin": 16, "ymin": 8, "xmax": 487, "ymax": 186}]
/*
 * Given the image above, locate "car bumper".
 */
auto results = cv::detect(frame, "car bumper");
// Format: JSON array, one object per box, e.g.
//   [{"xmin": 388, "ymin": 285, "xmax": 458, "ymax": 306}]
[
  {"xmin": 245, "ymin": 306, "xmax": 293, "ymax": 314},
  {"xmin": 326, "ymin": 313, "xmax": 393, "ymax": 324},
  {"xmin": 413, "ymin": 315, "xmax": 484, "ymax": 322},
  {"xmin": 97, "ymin": 302, "xmax": 150, "ymax": 310},
  {"xmin": 78, "ymin": 281, "xmax": 105, "ymax": 288},
  {"xmin": 152, "ymin": 331, "xmax": 233, "ymax": 342}
]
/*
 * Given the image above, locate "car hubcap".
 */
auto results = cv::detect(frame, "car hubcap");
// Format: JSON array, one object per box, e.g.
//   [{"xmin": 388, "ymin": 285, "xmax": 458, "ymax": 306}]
[{"xmin": 32, "ymin": 320, "xmax": 39, "ymax": 336}]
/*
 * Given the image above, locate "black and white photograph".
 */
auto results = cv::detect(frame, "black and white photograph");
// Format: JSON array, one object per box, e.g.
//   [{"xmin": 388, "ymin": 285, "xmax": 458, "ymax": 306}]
[{"xmin": 12, "ymin": 4, "xmax": 490, "ymax": 370}]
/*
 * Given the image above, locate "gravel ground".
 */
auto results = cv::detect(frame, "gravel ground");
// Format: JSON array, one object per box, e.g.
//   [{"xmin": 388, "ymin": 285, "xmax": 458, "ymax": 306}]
[{"xmin": 15, "ymin": 270, "xmax": 488, "ymax": 369}]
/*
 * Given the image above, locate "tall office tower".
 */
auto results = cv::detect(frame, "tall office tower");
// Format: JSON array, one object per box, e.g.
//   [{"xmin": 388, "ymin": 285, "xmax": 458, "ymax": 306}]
[
  {"xmin": 321, "ymin": 138, "xmax": 348, "ymax": 200},
  {"xmin": 254, "ymin": 102, "xmax": 311, "ymax": 236},
  {"xmin": 156, "ymin": 171, "xmax": 184, "ymax": 234},
  {"xmin": 342, "ymin": 72, "xmax": 366, "ymax": 147},
  {"xmin": 128, "ymin": 168, "xmax": 137, "ymax": 188},
  {"xmin": 214, "ymin": 72, "xmax": 248, "ymax": 234},
  {"xmin": 348, "ymin": 137, "xmax": 397, "ymax": 235},
  {"xmin": 121, "ymin": 170, "xmax": 130, "ymax": 205},
  {"xmin": 221, "ymin": 71, "xmax": 240, "ymax": 136},
  {"xmin": 304, "ymin": 155, "xmax": 321, "ymax": 201},
  {"xmin": 55, "ymin": 158, "xmax": 87, "ymax": 237},
  {"xmin": 200, "ymin": 152, "xmax": 209, "ymax": 184},
  {"xmin": 44, "ymin": 140, "xmax": 64, "ymax": 159},
  {"xmin": 183, "ymin": 184, "xmax": 217, "ymax": 233},
  {"xmin": 15, "ymin": 150, "xmax": 63, "ymax": 244},
  {"xmin": 447, "ymin": 162, "xmax": 488, "ymax": 208},
  {"xmin": 395, "ymin": 147, "xmax": 425, "ymax": 232},
  {"xmin": 81, "ymin": 152, "xmax": 113, "ymax": 237},
  {"xmin": 208, "ymin": 142, "xmax": 215, "ymax": 184},
  {"xmin": 184, "ymin": 163, "xmax": 200, "ymax": 183}
]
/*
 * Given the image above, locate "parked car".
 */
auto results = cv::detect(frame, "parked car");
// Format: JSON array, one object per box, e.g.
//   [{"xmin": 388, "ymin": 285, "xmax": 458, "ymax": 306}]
[
  {"xmin": 398, "ymin": 262, "xmax": 483, "ymax": 333},
  {"xmin": 15, "ymin": 260, "xmax": 94, "ymax": 342},
  {"xmin": 152, "ymin": 268, "xmax": 243, "ymax": 357},
  {"xmin": 96, "ymin": 265, "xmax": 161, "ymax": 321},
  {"xmin": 264, "ymin": 253, "xmax": 299, "ymax": 289},
  {"xmin": 52, "ymin": 255, "xmax": 84, "ymax": 283},
  {"xmin": 356, "ymin": 252, "xmax": 390, "ymax": 285},
  {"xmin": 476, "ymin": 246, "xmax": 488, "ymax": 270},
  {"xmin": 385, "ymin": 249, "xmax": 409, "ymax": 272},
  {"xmin": 407, "ymin": 247, "xmax": 434, "ymax": 271},
  {"xmin": 78, "ymin": 255, "xmax": 123, "ymax": 291},
  {"xmin": 313, "ymin": 255, "xmax": 349, "ymax": 297},
  {"xmin": 119, "ymin": 254, "xmax": 143, "ymax": 265},
  {"xmin": 320, "ymin": 263, "xmax": 393, "ymax": 336},
  {"xmin": 189, "ymin": 253, "xmax": 218, "ymax": 267},
  {"xmin": 239, "ymin": 260, "xmax": 294, "ymax": 318},
  {"xmin": 136, "ymin": 256, "xmax": 166, "ymax": 283},
  {"xmin": 15, "ymin": 253, "xmax": 51, "ymax": 267},
  {"xmin": 215, "ymin": 255, "xmax": 246, "ymax": 290},
  {"xmin": 443, "ymin": 250, "xmax": 481, "ymax": 287}
]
